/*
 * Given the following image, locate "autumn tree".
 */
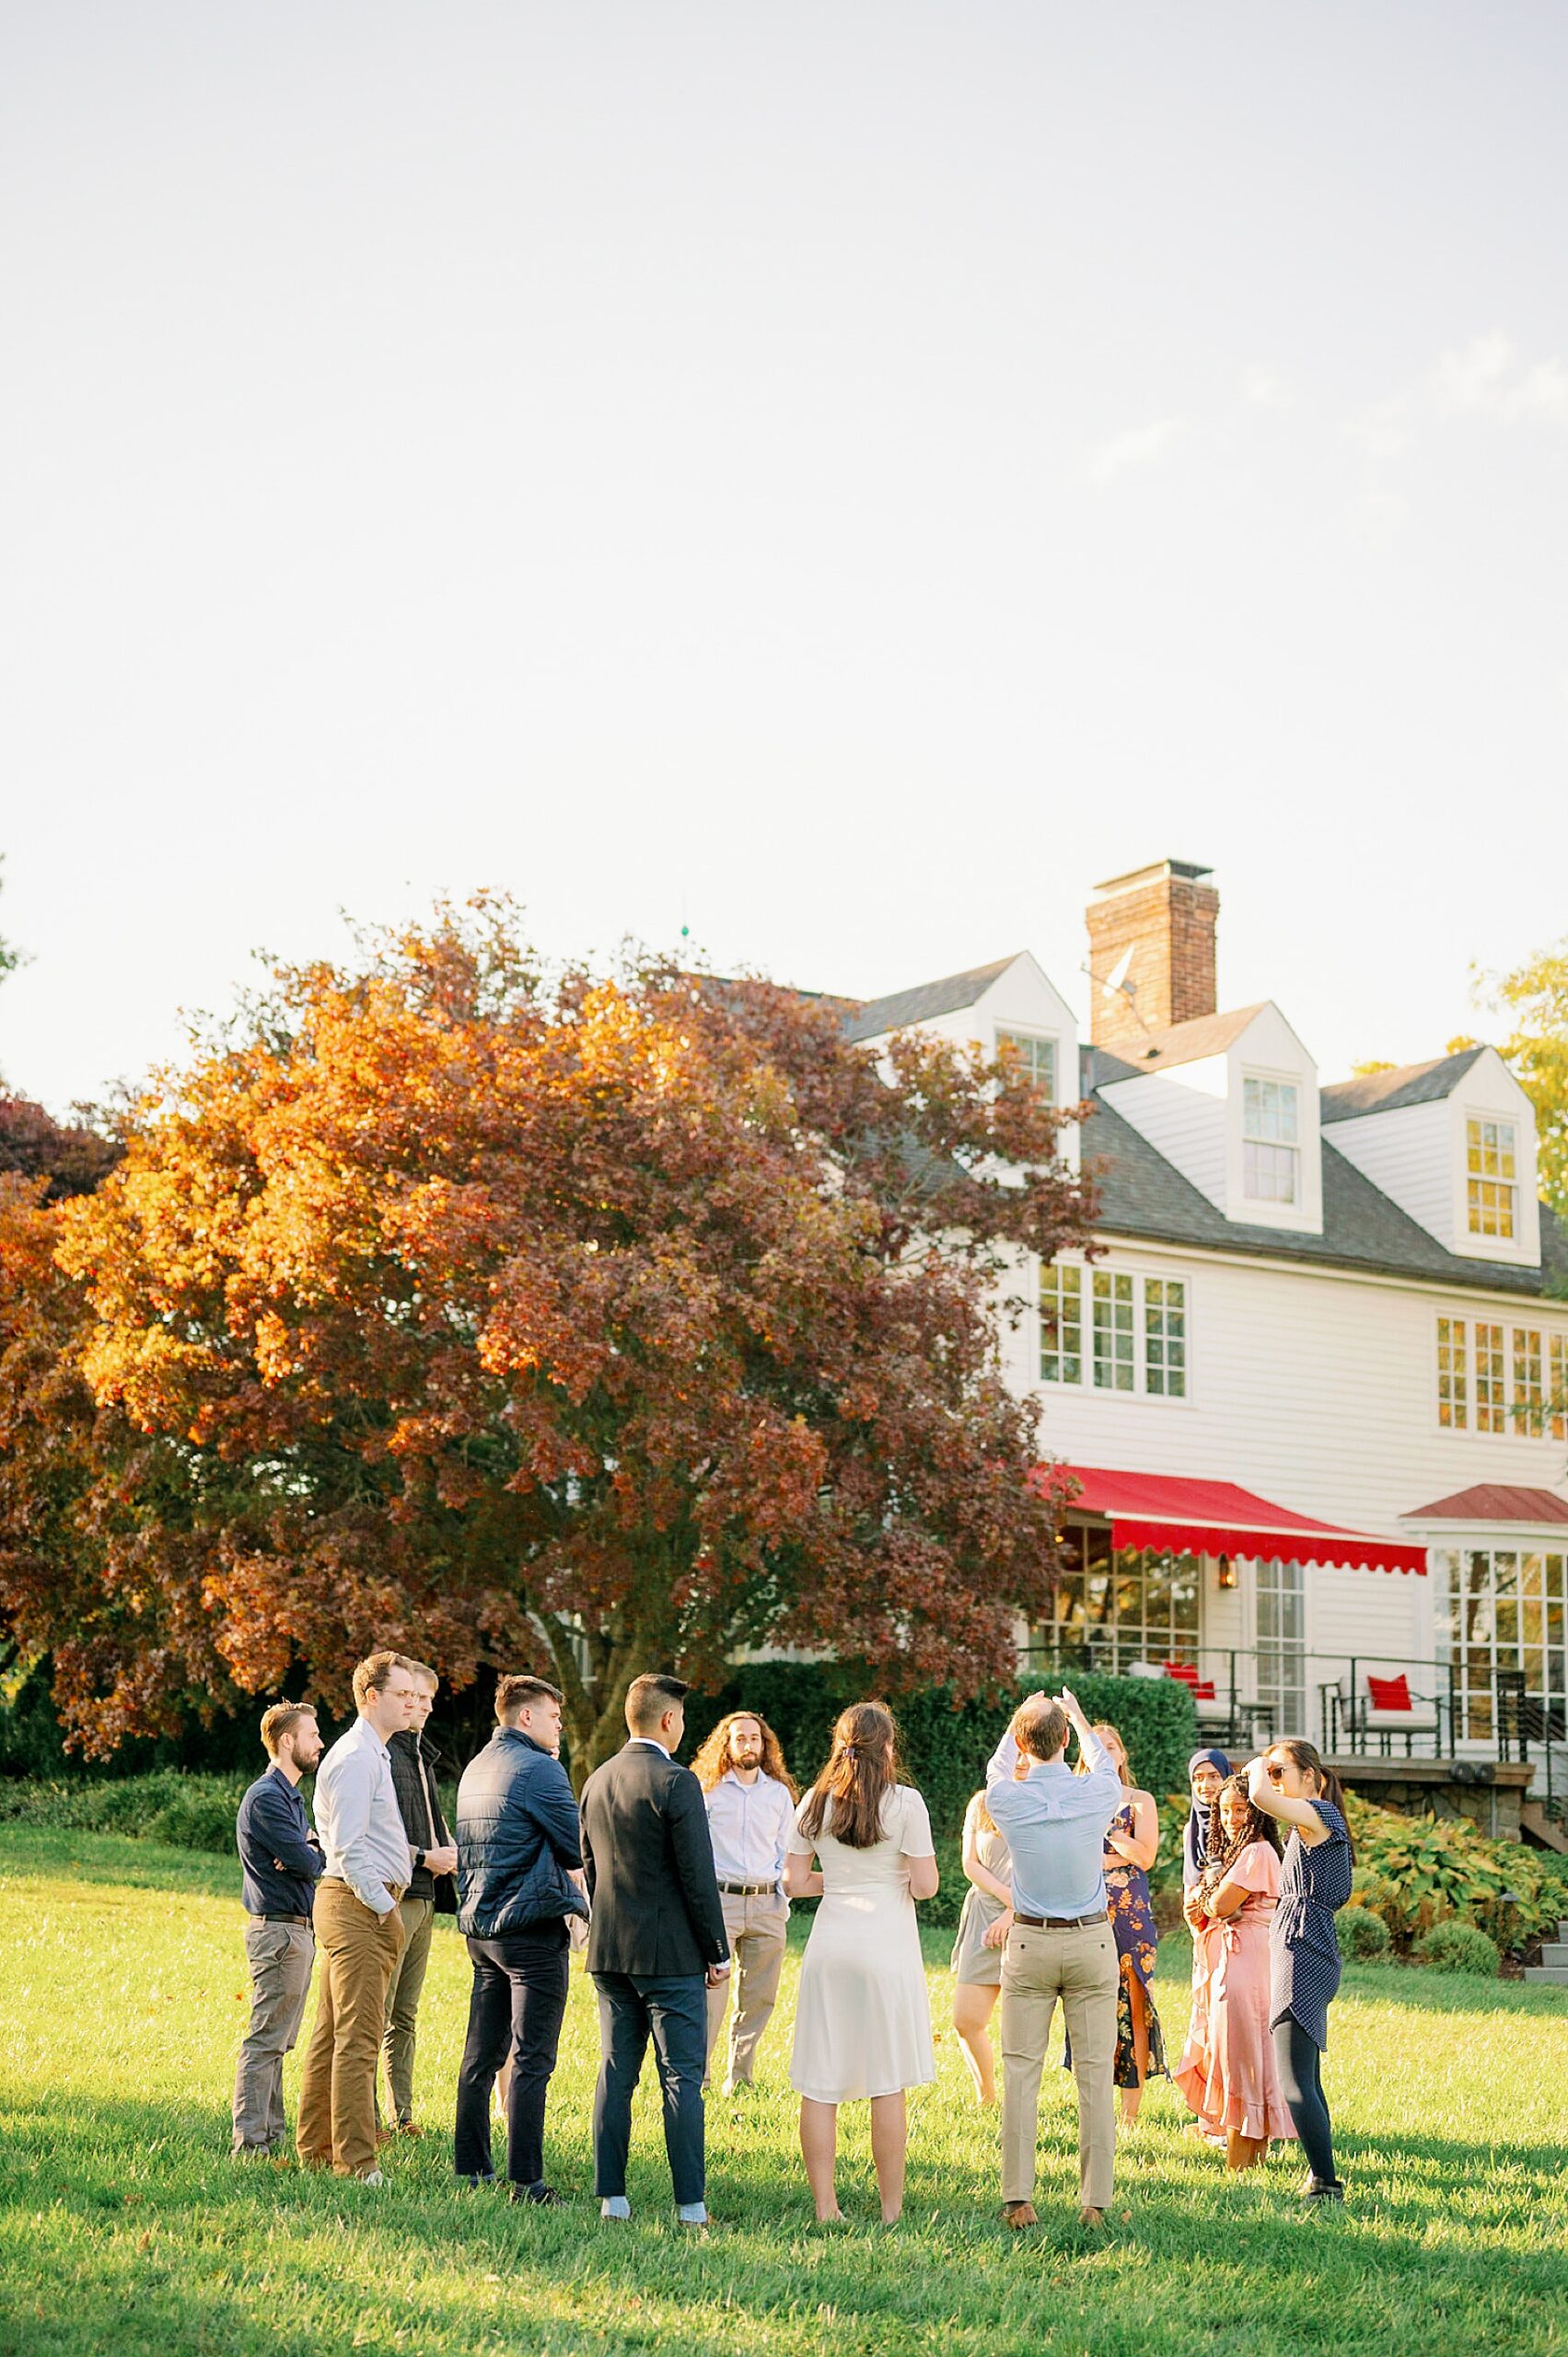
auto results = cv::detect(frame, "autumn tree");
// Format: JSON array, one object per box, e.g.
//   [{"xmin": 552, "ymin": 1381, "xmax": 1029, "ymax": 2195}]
[
  {"xmin": 1481, "ymin": 941, "xmax": 1568, "ymax": 1227},
  {"xmin": 36, "ymin": 903, "xmax": 1096, "ymax": 1771}
]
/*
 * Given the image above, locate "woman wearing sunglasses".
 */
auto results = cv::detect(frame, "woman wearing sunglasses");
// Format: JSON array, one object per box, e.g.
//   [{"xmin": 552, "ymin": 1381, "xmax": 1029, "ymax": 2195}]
[{"xmin": 1247, "ymin": 1740, "xmax": 1354, "ymax": 2204}]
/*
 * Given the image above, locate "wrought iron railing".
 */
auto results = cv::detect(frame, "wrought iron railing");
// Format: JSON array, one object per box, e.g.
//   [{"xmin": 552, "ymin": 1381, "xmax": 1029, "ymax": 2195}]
[{"xmin": 1016, "ymin": 1639, "xmax": 1547, "ymax": 1767}]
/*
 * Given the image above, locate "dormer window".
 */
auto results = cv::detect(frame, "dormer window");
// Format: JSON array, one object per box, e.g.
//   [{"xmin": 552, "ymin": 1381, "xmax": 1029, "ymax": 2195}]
[
  {"xmin": 1242, "ymin": 1076, "xmax": 1299, "ymax": 1205},
  {"xmin": 1466, "ymin": 1118, "xmax": 1516, "ymax": 1239},
  {"xmin": 996, "ymin": 1028, "xmax": 1057, "ymax": 1101}
]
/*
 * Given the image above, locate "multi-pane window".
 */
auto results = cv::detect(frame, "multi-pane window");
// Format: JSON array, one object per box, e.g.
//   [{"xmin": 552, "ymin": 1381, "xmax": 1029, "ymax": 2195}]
[
  {"xmin": 1437, "ymin": 1318, "xmax": 1468, "ymax": 1429},
  {"xmin": 1242, "ymin": 1076, "xmax": 1299, "ymax": 1204},
  {"xmin": 1144, "ymin": 1278, "xmax": 1188, "ymax": 1397},
  {"xmin": 1435, "ymin": 1547, "xmax": 1567, "ymax": 1742},
  {"xmin": 1475, "ymin": 1323, "xmax": 1506, "ymax": 1434},
  {"xmin": 1515, "ymin": 1329, "xmax": 1544, "ymax": 1434},
  {"xmin": 1041, "ymin": 1265, "xmax": 1189, "ymax": 1399},
  {"xmin": 1436, "ymin": 1318, "xmax": 1568, "ymax": 1437},
  {"xmin": 1466, "ymin": 1118, "xmax": 1517, "ymax": 1238},
  {"xmin": 1092, "ymin": 1271, "xmax": 1135, "ymax": 1392},
  {"xmin": 996, "ymin": 1028, "xmax": 1057, "ymax": 1102},
  {"xmin": 1039, "ymin": 1262, "xmax": 1083, "ymax": 1386},
  {"xmin": 1036, "ymin": 1525, "xmax": 1201, "ymax": 1672}
]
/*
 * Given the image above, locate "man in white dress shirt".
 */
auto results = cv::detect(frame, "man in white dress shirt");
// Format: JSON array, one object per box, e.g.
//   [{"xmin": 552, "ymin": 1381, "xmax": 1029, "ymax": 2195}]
[
  {"xmin": 691, "ymin": 1712, "xmax": 797, "ymax": 2094},
  {"xmin": 296, "ymin": 1651, "xmax": 419, "ymax": 2180}
]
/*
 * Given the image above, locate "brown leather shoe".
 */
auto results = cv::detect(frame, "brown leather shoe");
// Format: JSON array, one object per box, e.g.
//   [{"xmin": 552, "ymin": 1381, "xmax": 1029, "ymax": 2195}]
[
  {"xmin": 1077, "ymin": 2206, "xmax": 1108, "ymax": 2230},
  {"xmin": 394, "ymin": 2120, "xmax": 424, "ymax": 2139},
  {"xmin": 1002, "ymin": 2201, "xmax": 1038, "ymax": 2231}
]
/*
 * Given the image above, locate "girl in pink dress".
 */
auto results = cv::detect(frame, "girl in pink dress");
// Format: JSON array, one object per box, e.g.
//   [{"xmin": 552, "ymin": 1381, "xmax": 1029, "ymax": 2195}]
[{"xmin": 1175, "ymin": 1776, "xmax": 1295, "ymax": 2171}]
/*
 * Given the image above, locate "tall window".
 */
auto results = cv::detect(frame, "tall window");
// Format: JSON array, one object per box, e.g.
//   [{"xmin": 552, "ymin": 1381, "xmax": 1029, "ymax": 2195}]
[
  {"xmin": 1553, "ymin": 1334, "xmax": 1568, "ymax": 1444},
  {"xmin": 1435, "ymin": 1546, "xmax": 1567, "ymax": 1741},
  {"xmin": 1466, "ymin": 1118, "xmax": 1516, "ymax": 1238},
  {"xmin": 1243, "ymin": 1076, "xmax": 1299, "ymax": 1205},
  {"xmin": 1515, "ymin": 1329, "xmax": 1544, "ymax": 1434},
  {"xmin": 1255, "ymin": 1557, "xmax": 1307, "ymax": 1732},
  {"xmin": 1475, "ymin": 1323, "xmax": 1506, "ymax": 1434},
  {"xmin": 1436, "ymin": 1318, "xmax": 1468, "ymax": 1429},
  {"xmin": 996, "ymin": 1028, "xmax": 1057, "ymax": 1102},
  {"xmin": 1040, "ymin": 1262, "xmax": 1082, "ymax": 1386},
  {"xmin": 1092, "ymin": 1271, "xmax": 1135, "ymax": 1391},
  {"xmin": 1037, "ymin": 1527, "xmax": 1200, "ymax": 1671},
  {"xmin": 1144, "ymin": 1278, "xmax": 1188, "ymax": 1398}
]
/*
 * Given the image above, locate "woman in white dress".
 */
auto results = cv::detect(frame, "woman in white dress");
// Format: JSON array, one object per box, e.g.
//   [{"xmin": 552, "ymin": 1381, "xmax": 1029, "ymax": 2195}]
[{"xmin": 784, "ymin": 1702, "xmax": 940, "ymax": 2223}]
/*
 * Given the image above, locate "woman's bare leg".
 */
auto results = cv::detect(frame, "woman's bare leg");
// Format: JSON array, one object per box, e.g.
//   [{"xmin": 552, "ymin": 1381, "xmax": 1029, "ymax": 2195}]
[
  {"xmin": 1226, "ymin": 2129, "xmax": 1266, "ymax": 2172},
  {"xmin": 952, "ymin": 1984, "xmax": 1000, "ymax": 2106},
  {"xmin": 868, "ymin": 2091, "xmax": 908, "ymax": 2223},
  {"xmin": 798, "ymin": 2098, "xmax": 842, "ymax": 2220},
  {"xmin": 1120, "ymin": 1964, "xmax": 1148, "ymax": 2125}
]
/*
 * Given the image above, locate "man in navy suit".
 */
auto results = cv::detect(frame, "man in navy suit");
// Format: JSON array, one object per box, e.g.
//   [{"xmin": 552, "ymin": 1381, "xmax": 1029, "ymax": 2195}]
[
  {"xmin": 579, "ymin": 1674, "xmax": 729, "ymax": 2226},
  {"xmin": 232, "ymin": 1701, "xmax": 325, "ymax": 2154}
]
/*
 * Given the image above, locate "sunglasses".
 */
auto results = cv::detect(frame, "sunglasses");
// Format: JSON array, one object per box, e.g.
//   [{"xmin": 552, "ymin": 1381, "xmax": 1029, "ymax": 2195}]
[{"xmin": 1265, "ymin": 1760, "xmax": 1285, "ymax": 1782}]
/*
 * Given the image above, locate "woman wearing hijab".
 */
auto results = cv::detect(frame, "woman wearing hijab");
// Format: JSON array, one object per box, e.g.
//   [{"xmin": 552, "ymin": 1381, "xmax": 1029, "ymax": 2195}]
[{"xmin": 1179, "ymin": 1748, "xmax": 1230, "ymax": 2142}]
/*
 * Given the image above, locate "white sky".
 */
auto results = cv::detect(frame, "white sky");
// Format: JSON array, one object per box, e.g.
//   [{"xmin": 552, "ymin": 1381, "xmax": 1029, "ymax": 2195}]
[{"xmin": 3, "ymin": 2, "xmax": 1566, "ymax": 1116}]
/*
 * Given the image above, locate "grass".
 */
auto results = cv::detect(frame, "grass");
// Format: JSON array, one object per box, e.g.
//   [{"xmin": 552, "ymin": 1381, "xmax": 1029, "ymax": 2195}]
[{"xmin": 0, "ymin": 1824, "xmax": 1564, "ymax": 2357}]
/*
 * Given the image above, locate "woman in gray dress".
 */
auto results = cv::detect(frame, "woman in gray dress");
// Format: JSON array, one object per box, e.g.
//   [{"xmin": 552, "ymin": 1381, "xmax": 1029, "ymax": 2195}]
[{"xmin": 949, "ymin": 1788, "xmax": 1013, "ymax": 2106}]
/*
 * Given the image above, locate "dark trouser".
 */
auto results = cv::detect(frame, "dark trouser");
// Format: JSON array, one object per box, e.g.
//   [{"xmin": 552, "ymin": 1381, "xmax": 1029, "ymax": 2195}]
[
  {"xmin": 453, "ymin": 1923, "xmax": 570, "ymax": 2189},
  {"xmin": 1272, "ymin": 2016, "xmax": 1338, "ymax": 2183},
  {"xmin": 591, "ymin": 1970, "xmax": 706, "ymax": 2207}
]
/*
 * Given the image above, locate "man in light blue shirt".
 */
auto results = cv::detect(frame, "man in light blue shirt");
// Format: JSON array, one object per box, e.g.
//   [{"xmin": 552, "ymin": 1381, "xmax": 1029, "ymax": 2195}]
[{"xmin": 984, "ymin": 1687, "xmax": 1123, "ymax": 2231}]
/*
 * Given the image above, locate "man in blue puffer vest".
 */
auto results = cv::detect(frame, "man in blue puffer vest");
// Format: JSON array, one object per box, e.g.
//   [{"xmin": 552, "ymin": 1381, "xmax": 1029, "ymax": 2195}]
[{"xmin": 453, "ymin": 1674, "xmax": 588, "ymax": 2202}]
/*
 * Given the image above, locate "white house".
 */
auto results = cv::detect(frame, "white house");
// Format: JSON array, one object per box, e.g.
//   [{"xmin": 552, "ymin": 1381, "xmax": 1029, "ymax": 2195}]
[{"xmin": 841, "ymin": 860, "xmax": 1568, "ymax": 1833}]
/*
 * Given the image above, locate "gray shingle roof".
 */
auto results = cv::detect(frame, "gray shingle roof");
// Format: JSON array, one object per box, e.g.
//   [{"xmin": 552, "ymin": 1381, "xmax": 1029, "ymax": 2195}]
[
  {"xmin": 842, "ymin": 956, "xmax": 1021, "ymax": 1045},
  {"xmin": 1320, "ymin": 1047, "xmax": 1486, "ymax": 1123},
  {"xmin": 1082, "ymin": 1075, "xmax": 1568, "ymax": 1298},
  {"xmin": 1098, "ymin": 1003, "xmax": 1271, "ymax": 1072}
]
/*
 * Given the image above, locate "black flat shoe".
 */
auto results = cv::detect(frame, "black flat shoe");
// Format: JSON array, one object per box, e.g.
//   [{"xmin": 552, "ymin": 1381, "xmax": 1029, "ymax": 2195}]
[
  {"xmin": 1301, "ymin": 2177, "xmax": 1345, "ymax": 2202},
  {"xmin": 512, "ymin": 2182, "xmax": 567, "ymax": 2206}
]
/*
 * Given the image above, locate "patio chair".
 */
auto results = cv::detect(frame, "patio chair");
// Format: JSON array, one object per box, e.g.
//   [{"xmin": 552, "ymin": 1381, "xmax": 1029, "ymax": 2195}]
[{"xmin": 1337, "ymin": 1669, "xmax": 1441, "ymax": 1758}]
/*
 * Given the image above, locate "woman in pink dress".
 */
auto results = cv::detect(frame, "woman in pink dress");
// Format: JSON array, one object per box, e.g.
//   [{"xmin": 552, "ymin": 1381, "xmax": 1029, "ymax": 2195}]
[{"xmin": 1175, "ymin": 1775, "xmax": 1295, "ymax": 2171}]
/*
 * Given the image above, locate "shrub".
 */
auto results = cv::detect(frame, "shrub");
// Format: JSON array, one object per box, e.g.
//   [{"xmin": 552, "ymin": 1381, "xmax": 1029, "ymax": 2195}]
[
  {"xmin": 1413, "ymin": 1919, "xmax": 1501, "ymax": 1977},
  {"xmin": 1345, "ymin": 1797, "xmax": 1560, "ymax": 1947},
  {"xmin": 685, "ymin": 1662, "xmax": 1199, "ymax": 1843},
  {"xmin": 1338, "ymin": 1905, "xmax": 1392, "ymax": 1960}
]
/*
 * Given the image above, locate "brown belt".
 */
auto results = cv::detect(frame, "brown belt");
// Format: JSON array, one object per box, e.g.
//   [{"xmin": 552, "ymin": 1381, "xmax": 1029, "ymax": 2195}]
[
  {"xmin": 249, "ymin": 1912, "xmax": 311, "ymax": 1927},
  {"xmin": 718, "ymin": 1879, "xmax": 781, "ymax": 1897},
  {"xmin": 1013, "ymin": 1911, "xmax": 1109, "ymax": 1931}
]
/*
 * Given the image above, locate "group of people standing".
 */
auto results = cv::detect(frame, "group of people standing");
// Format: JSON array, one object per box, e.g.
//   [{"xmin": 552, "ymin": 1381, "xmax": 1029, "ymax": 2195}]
[
  {"xmin": 232, "ymin": 1655, "xmax": 1353, "ymax": 2227},
  {"xmin": 1175, "ymin": 1742, "xmax": 1354, "ymax": 2198}
]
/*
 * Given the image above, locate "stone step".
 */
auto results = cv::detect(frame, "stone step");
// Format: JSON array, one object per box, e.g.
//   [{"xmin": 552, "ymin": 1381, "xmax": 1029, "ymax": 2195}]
[
  {"xmin": 1540, "ymin": 1943, "xmax": 1568, "ymax": 1968},
  {"xmin": 1524, "ymin": 1964, "xmax": 1568, "ymax": 1985}
]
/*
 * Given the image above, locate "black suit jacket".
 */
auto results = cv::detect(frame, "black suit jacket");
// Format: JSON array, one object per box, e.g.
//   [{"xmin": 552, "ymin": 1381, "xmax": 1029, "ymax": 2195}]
[{"xmin": 579, "ymin": 1742, "xmax": 729, "ymax": 1979}]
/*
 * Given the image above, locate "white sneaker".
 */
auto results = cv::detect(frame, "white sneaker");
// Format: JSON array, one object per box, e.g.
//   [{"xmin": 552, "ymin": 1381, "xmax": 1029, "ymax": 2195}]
[{"xmin": 358, "ymin": 2168, "xmax": 385, "ymax": 2187}]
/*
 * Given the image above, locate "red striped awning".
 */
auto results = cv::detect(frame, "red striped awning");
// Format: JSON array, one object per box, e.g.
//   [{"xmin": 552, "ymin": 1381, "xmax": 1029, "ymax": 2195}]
[{"xmin": 1047, "ymin": 1465, "xmax": 1427, "ymax": 1575}]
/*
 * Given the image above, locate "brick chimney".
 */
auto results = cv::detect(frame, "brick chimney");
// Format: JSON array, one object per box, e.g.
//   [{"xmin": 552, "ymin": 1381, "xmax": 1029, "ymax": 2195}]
[{"xmin": 1086, "ymin": 859, "xmax": 1219, "ymax": 1051}]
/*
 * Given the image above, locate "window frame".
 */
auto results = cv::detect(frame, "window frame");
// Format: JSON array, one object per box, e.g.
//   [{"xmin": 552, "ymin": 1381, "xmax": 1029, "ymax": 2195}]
[
  {"xmin": 1434, "ymin": 1314, "xmax": 1568, "ymax": 1440},
  {"xmin": 1038, "ymin": 1260, "xmax": 1190, "ymax": 1403},
  {"xmin": 994, "ymin": 1025, "xmax": 1059, "ymax": 1107},
  {"xmin": 1465, "ymin": 1115, "xmax": 1518, "ymax": 1241},
  {"xmin": 1241, "ymin": 1071, "xmax": 1302, "ymax": 1208}
]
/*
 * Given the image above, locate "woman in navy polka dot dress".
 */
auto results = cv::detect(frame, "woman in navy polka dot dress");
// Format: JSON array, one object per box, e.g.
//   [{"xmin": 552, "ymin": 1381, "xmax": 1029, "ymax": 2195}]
[{"xmin": 1248, "ymin": 1738, "xmax": 1353, "ymax": 2203}]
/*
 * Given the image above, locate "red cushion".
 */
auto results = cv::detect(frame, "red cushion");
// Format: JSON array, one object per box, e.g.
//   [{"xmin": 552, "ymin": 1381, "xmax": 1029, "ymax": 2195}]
[
  {"xmin": 1366, "ymin": 1672, "xmax": 1412, "ymax": 1712},
  {"xmin": 1194, "ymin": 1681, "xmax": 1217, "ymax": 1701},
  {"xmin": 1164, "ymin": 1661, "xmax": 1200, "ymax": 1686}
]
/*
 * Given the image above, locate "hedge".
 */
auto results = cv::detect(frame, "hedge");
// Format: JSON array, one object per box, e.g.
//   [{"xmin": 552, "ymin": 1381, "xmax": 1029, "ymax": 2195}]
[{"xmin": 683, "ymin": 1662, "xmax": 1200, "ymax": 1844}]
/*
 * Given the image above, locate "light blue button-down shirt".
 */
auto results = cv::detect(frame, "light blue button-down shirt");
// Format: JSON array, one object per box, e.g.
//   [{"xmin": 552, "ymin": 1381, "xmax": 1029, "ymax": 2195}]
[{"xmin": 983, "ymin": 1721, "xmax": 1124, "ymax": 1922}]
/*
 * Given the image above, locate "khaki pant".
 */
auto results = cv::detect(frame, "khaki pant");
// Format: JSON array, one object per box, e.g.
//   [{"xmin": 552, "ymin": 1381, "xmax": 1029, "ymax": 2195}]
[
  {"xmin": 296, "ymin": 1879, "xmax": 406, "ymax": 2177},
  {"xmin": 704, "ymin": 1890, "xmax": 787, "ymax": 2087},
  {"xmin": 233, "ymin": 1918, "xmax": 316, "ymax": 2151},
  {"xmin": 381, "ymin": 1897, "xmax": 436, "ymax": 2125},
  {"xmin": 1000, "ymin": 1917, "xmax": 1119, "ymax": 2212}
]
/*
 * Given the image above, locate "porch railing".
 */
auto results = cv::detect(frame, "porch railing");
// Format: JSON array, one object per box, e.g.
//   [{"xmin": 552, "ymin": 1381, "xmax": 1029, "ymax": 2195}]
[{"xmin": 1016, "ymin": 1640, "xmax": 1542, "ymax": 1767}]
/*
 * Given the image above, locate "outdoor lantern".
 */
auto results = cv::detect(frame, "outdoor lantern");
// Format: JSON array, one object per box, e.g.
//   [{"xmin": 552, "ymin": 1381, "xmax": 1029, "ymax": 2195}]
[{"xmin": 1215, "ymin": 1553, "xmax": 1238, "ymax": 1590}]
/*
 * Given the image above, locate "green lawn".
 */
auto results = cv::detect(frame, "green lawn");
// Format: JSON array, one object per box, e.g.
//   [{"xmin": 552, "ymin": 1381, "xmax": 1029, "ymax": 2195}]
[{"xmin": 1, "ymin": 1825, "xmax": 1564, "ymax": 2357}]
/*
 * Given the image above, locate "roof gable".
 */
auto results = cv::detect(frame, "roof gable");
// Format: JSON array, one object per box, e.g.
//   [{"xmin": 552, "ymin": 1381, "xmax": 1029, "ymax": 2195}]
[
  {"xmin": 842, "ymin": 955, "xmax": 1023, "ymax": 1044},
  {"xmin": 1320, "ymin": 1047, "xmax": 1485, "ymax": 1123}
]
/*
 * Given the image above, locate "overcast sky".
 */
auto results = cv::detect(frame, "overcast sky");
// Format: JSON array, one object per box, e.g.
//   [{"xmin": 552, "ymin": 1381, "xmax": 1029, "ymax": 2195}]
[{"xmin": 3, "ymin": 2, "xmax": 1565, "ymax": 1116}]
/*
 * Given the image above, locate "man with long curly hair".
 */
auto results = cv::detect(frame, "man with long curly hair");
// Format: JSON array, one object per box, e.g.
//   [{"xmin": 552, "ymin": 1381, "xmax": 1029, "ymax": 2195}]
[{"xmin": 691, "ymin": 1711, "xmax": 798, "ymax": 2094}]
